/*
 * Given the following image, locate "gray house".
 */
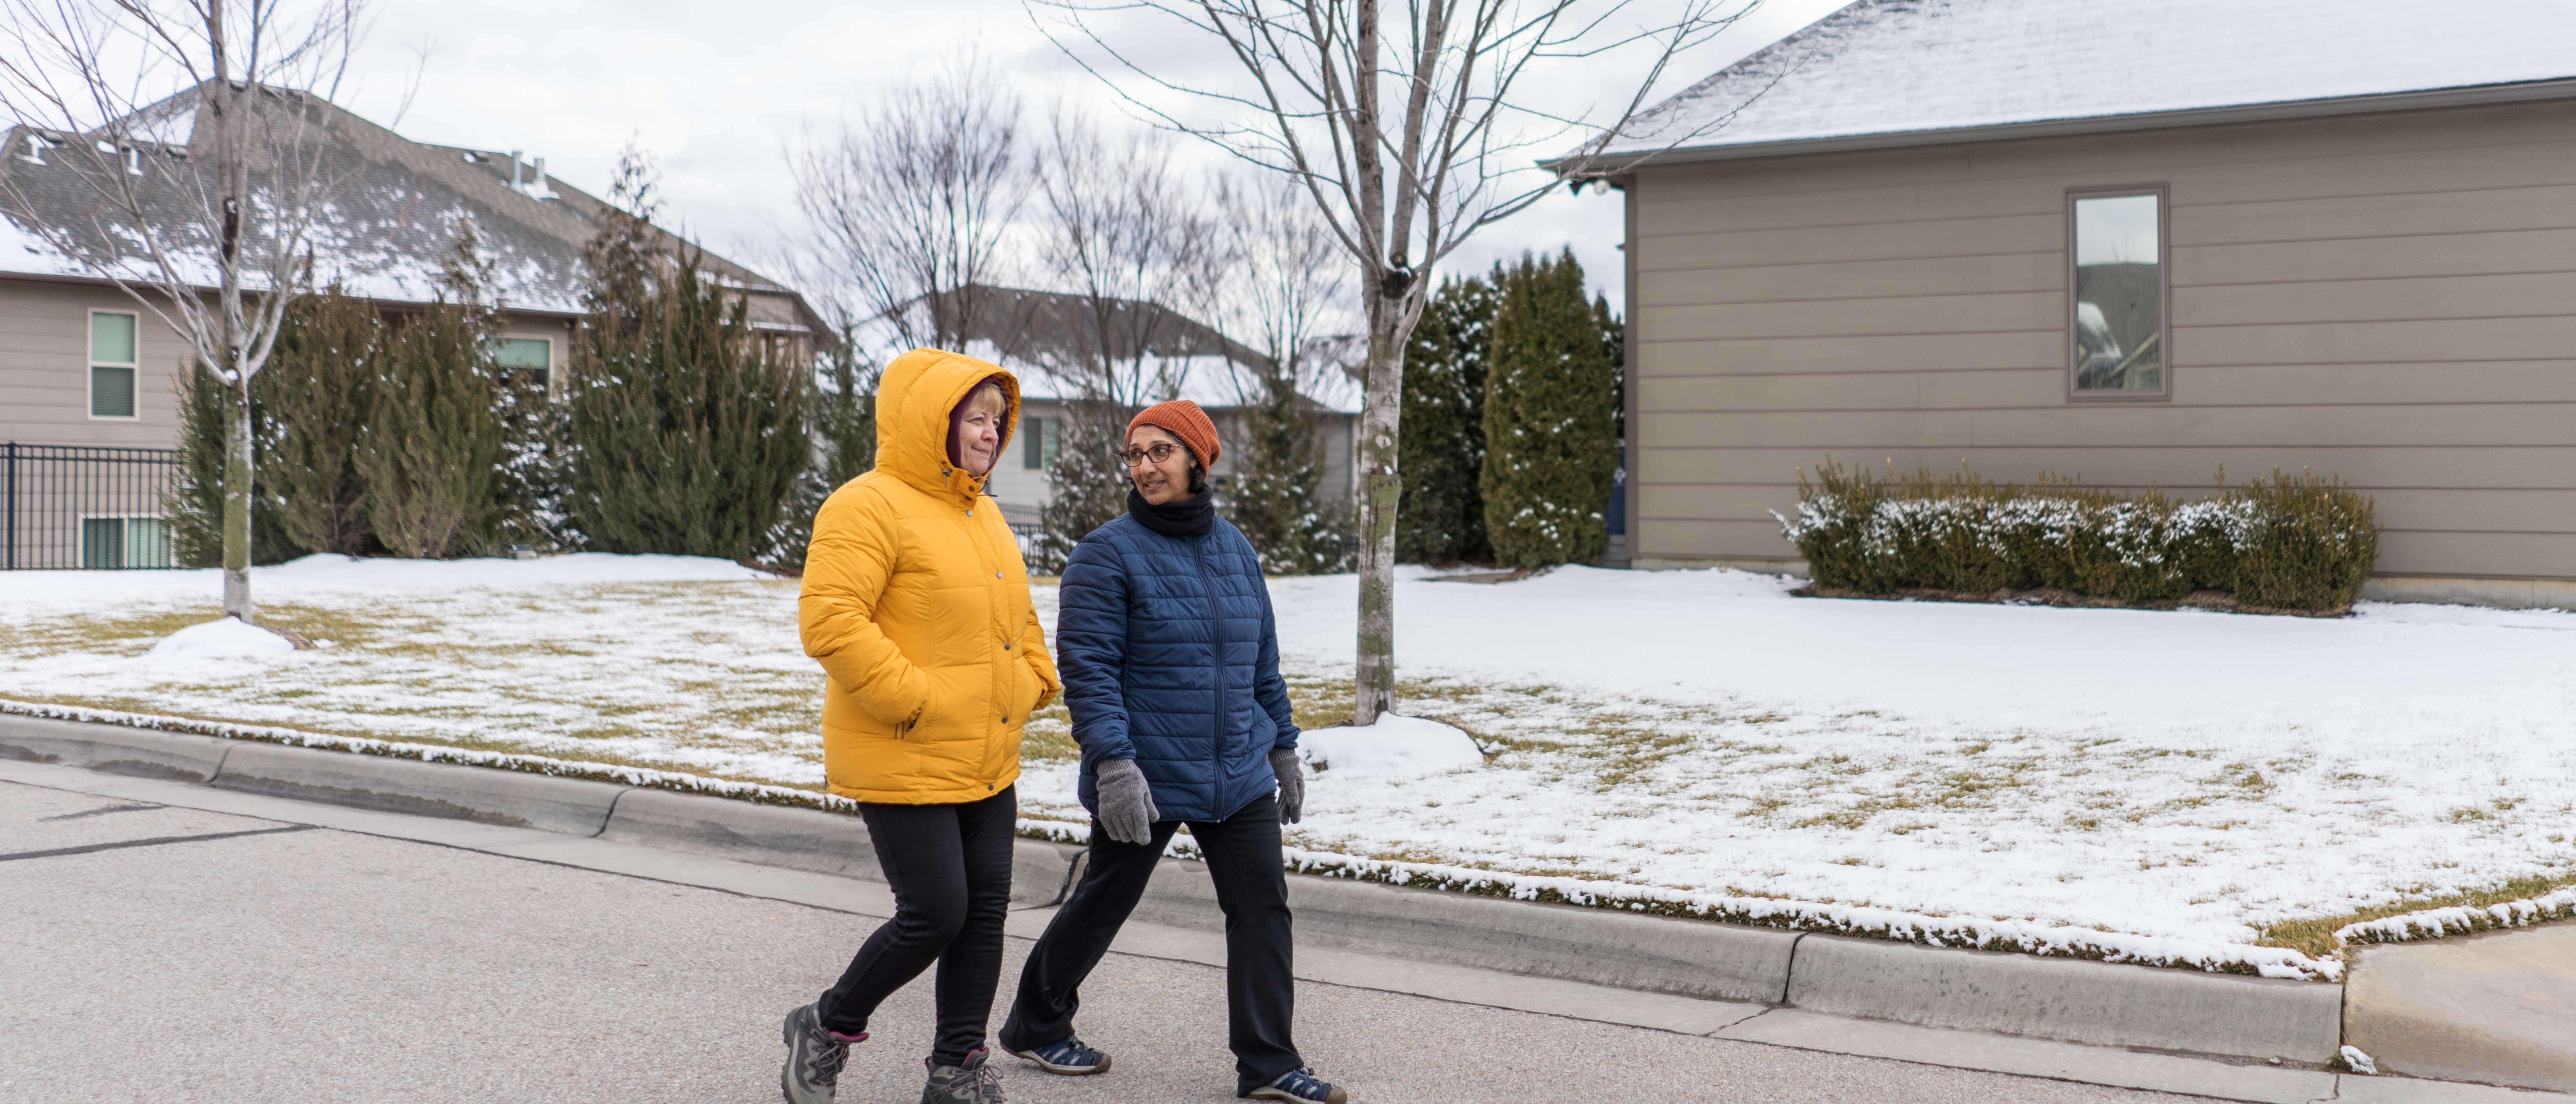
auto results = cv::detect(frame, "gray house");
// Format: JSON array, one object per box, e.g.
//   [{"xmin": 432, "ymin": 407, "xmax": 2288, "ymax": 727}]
[
  {"xmin": 875, "ymin": 285, "xmax": 1361, "ymax": 534},
  {"xmin": 1584, "ymin": 0, "xmax": 2576, "ymax": 607},
  {"xmin": 0, "ymin": 84, "xmax": 819, "ymax": 568}
]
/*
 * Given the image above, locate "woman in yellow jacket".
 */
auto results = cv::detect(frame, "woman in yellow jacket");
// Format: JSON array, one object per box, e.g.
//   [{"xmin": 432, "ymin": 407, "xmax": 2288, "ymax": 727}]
[{"xmin": 781, "ymin": 348, "xmax": 1057, "ymax": 1104}]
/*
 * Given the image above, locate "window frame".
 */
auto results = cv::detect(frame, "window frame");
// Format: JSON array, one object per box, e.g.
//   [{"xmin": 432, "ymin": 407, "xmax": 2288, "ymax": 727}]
[
  {"xmin": 87, "ymin": 308, "xmax": 141, "ymax": 420},
  {"xmin": 80, "ymin": 514, "xmax": 172, "ymax": 569},
  {"xmin": 491, "ymin": 334, "xmax": 559, "ymax": 397},
  {"xmin": 2064, "ymin": 184, "xmax": 2172, "ymax": 403}
]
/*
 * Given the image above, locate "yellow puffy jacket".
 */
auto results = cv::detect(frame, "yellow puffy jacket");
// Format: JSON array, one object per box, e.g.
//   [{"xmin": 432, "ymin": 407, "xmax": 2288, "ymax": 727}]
[{"xmin": 800, "ymin": 348, "xmax": 1059, "ymax": 804}]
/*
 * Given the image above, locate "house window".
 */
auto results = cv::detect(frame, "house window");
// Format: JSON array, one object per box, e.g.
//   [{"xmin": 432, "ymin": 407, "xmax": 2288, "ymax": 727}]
[
  {"xmin": 2068, "ymin": 189, "xmax": 2167, "ymax": 399},
  {"xmin": 81, "ymin": 516, "xmax": 171, "ymax": 569},
  {"xmin": 492, "ymin": 336, "xmax": 554, "ymax": 392},
  {"xmin": 1023, "ymin": 415, "xmax": 1062, "ymax": 470},
  {"xmin": 90, "ymin": 310, "xmax": 139, "ymax": 418}
]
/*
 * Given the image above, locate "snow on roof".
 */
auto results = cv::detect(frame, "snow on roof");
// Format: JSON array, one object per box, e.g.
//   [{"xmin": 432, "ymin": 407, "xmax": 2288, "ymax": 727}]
[
  {"xmin": 1595, "ymin": 0, "xmax": 2576, "ymax": 162},
  {"xmin": 848, "ymin": 285, "xmax": 1363, "ymax": 414},
  {"xmin": 0, "ymin": 84, "xmax": 814, "ymax": 330}
]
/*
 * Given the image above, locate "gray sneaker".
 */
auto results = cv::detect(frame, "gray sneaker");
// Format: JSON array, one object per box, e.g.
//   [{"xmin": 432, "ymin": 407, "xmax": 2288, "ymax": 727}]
[
  {"xmin": 921, "ymin": 1047, "xmax": 1006, "ymax": 1103},
  {"xmin": 781, "ymin": 1002, "xmax": 855, "ymax": 1104}
]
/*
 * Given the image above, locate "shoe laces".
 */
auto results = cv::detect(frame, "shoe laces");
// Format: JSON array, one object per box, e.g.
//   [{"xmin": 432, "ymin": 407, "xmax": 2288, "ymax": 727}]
[
  {"xmin": 943, "ymin": 1049, "xmax": 1006, "ymax": 1103},
  {"xmin": 801, "ymin": 1019, "xmax": 851, "ymax": 1083},
  {"xmin": 1036, "ymin": 1037, "xmax": 1101, "ymax": 1066},
  {"xmin": 1272, "ymin": 1068, "xmax": 1333, "ymax": 1101}
]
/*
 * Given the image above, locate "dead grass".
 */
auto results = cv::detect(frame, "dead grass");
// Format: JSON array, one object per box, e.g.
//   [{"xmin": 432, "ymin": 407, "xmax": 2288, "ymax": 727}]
[{"xmin": 2258, "ymin": 869, "xmax": 2576, "ymax": 958}]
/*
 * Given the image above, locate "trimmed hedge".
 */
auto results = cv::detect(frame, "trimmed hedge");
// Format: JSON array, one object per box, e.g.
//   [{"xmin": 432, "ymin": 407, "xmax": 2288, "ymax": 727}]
[{"xmin": 1777, "ymin": 462, "xmax": 2380, "ymax": 614}]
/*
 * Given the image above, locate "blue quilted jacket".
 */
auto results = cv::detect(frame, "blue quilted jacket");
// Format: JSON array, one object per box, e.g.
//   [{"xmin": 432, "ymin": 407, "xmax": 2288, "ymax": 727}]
[{"xmin": 1060, "ymin": 512, "xmax": 1300, "ymax": 823}]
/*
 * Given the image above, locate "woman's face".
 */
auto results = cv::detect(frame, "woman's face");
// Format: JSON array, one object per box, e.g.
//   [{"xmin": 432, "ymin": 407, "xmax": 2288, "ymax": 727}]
[
  {"xmin": 1124, "ymin": 424, "xmax": 1193, "ymax": 506},
  {"xmin": 947, "ymin": 386, "xmax": 1008, "ymax": 477}
]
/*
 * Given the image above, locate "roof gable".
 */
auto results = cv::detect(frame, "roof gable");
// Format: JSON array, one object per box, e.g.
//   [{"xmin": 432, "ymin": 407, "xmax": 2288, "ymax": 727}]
[
  {"xmin": 1598, "ymin": 0, "xmax": 2576, "ymax": 163},
  {"xmin": 0, "ymin": 83, "xmax": 813, "ymax": 329}
]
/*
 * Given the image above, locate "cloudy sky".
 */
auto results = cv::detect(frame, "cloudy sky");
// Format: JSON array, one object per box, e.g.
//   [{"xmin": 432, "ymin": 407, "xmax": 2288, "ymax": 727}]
[{"xmin": 333, "ymin": 0, "xmax": 1851, "ymax": 308}]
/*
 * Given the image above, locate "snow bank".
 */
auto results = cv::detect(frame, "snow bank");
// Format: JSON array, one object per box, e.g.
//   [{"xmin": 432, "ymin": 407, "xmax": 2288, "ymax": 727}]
[
  {"xmin": 145, "ymin": 618, "xmax": 295, "ymax": 661},
  {"xmin": 1264, "ymin": 566, "xmax": 2576, "ymax": 761},
  {"xmin": 1298, "ymin": 714, "xmax": 1484, "ymax": 777},
  {"xmin": 0, "ymin": 553, "xmax": 771, "ymax": 622}
]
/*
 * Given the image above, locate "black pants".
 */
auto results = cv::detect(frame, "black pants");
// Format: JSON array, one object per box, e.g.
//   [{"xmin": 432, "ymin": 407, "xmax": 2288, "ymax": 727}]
[
  {"xmin": 1000, "ymin": 793, "xmax": 1300, "ymax": 1094},
  {"xmin": 820, "ymin": 786, "xmax": 1017, "ymax": 1066}
]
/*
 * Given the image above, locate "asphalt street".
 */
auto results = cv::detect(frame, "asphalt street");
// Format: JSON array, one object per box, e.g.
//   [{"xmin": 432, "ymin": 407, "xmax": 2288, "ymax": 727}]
[{"xmin": 0, "ymin": 776, "xmax": 2215, "ymax": 1104}]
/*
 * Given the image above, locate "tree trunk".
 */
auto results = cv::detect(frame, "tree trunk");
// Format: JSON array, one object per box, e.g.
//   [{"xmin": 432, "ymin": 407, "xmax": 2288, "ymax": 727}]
[
  {"xmin": 221, "ymin": 378, "xmax": 254, "ymax": 622},
  {"xmin": 1352, "ymin": 282, "xmax": 1405, "ymax": 724}
]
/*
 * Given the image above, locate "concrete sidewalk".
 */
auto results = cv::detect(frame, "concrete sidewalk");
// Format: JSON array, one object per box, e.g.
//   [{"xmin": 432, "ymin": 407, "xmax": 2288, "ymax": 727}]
[{"xmin": 2, "ymin": 760, "xmax": 2551, "ymax": 1104}]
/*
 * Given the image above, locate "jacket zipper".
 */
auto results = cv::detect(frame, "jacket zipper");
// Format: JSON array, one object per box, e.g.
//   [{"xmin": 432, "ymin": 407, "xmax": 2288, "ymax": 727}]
[{"xmin": 1193, "ymin": 531, "xmax": 1224, "ymax": 794}]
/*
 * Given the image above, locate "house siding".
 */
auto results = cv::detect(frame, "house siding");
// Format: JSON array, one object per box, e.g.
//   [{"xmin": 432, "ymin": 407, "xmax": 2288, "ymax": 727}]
[
  {"xmin": 1630, "ymin": 98, "xmax": 2576, "ymax": 582},
  {"xmin": 0, "ymin": 278, "xmax": 193, "ymax": 447}
]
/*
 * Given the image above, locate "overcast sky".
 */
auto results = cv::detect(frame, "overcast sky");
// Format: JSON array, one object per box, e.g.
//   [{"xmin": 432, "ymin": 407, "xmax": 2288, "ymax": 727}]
[{"xmin": 333, "ymin": 0, "xmax": 1851, "ymax": 311}]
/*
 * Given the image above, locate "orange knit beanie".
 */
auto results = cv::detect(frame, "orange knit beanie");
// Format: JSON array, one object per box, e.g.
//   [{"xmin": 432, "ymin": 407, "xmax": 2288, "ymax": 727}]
[{"xmin": 1126, "ymin": 399, "xmax": 1221, "ymax": 467}]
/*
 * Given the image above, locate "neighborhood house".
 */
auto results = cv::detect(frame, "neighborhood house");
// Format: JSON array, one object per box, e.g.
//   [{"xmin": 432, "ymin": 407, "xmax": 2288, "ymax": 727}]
[
  {"xmin": 0, "ymin": 84, "xmax": 820, "ymax": 569},
  {"xmin": 1588, "ymin": 0, "xmax": 2576, "ymax": 607}
]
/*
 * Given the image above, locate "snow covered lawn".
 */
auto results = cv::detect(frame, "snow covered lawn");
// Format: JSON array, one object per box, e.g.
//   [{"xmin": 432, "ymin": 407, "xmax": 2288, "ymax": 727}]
[{"xmin": 4, "ymin": 556, "xmax": 2571, "ymax": 971}]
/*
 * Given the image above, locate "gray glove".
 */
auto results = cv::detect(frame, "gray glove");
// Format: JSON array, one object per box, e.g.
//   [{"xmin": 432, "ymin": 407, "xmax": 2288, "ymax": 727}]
[
  {"xmin": 1269, "ymin": 748, "xmax": 1304, "ymax": 825},
  {"xmin": 1094, "ymin": 758, "xmax": 1159, "ymax": 845}
]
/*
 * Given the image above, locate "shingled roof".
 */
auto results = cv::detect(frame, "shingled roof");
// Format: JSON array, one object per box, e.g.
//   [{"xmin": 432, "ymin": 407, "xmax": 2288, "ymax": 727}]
[
  {"xmin": 0, "ymin": 82, "xmax": 816, "ymax": 331},
  {"xmin": 1584, "ymin": 0, "xmax": 2576, "ymax": 167}
]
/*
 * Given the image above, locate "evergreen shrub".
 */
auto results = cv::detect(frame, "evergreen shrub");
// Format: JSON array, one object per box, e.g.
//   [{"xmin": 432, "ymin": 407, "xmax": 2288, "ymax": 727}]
[
  {"xmin": 1032, "ymin": 398, "xmax": 1131, "ymax": 575},
  {"xmin": 259, "ymin": 287, "xmax": 381, "ymax": 556},
  {"xmin": 1397, "ymin": 273, "xmax": 1495, "ymax": 563},
  {"xmin": 1479, "ymin": 250, "xmax": 1620, "ymax": 569},
  {"xmin": 1778, "ymin": 461, "xmax": 2379, "ymax": 614},
  {"xmin": 562, "ymin": 254, "xmax": 813, "ymax": 562},
  {"xmin": 1223, "ymin": 369, "xmax": 1355, "ymax": 576},
  {"xmin": 167, "ymin": 360, "xmax": 296, "ymax": 567},
  {"xmin": 358, "ymin": 301, "xmax": 506, "ymax": 559}
]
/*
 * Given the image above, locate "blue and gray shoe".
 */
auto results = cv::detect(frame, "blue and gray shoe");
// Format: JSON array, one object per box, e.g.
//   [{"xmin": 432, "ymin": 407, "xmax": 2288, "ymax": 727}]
[
  {"xmin": 1244, "ymin": 1067, "xmax": 1347, "ymax": 1104},
  {"xmin": 1008, "ymin": 1035, "xmax": 1112, "ymax": 1075}
]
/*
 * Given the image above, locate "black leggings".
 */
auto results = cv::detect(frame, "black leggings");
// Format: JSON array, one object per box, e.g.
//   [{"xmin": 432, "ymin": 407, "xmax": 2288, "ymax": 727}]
[
  {"xmin": 820, "ymin": 787, "xmax": 1016, "ymax": 1066},
  {"xmin": 1001, "ymin": 793, "xmax": 1301, "ymax": 1094}
]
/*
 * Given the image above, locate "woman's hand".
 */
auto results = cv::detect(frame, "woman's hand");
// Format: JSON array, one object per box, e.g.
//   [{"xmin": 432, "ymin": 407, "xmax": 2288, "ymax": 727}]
[
  {"xmin": 1269, "ymin": 749, "xmax": 1304, "ymax": 824},
  {"xmin": 1095, "ymin": 758, "xmax": 1160, "ymax": 844}
]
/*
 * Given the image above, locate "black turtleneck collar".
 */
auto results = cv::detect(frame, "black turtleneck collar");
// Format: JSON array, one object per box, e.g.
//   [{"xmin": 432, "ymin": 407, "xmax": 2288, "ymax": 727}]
[{"xmin": 1128, "ymin": 488, "xmax": 1214, "ymax": 538}]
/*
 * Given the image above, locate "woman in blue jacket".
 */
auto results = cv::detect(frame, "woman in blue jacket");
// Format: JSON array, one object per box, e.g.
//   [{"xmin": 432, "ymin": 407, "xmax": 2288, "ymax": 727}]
[{"xmin": 997, "ymin": 400, "xmax": 1347, "ymax": 1104}]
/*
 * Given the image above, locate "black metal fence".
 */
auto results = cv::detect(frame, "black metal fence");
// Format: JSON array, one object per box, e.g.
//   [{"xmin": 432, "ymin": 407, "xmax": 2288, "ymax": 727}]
[{"xmin": 2, "ymin": 442, "xmax": 182, "ymax": 570}]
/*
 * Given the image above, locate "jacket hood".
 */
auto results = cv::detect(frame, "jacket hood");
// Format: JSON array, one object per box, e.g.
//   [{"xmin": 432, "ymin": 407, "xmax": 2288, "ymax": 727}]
[{"xmin": 876, "ymin": 348, "xmax": 1020, "ymax": 503}]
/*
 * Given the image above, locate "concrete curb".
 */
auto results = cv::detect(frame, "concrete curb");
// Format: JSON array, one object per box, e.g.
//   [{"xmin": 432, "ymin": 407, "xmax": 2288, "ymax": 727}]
[
  {"xmin": 0, "ymin": 713, "xmax": 235, "ymax": 782},
  {"xmin": 211, "ymin": 742, "xmax": 629, "ymax": 837},
  {"xmin": 1128, "ymin": 855, "xmax": 1799, "ymax": 1004},
  {"xmin": 1787, "ymin": 933, "xmax": 2343, "ymax": 1063},
  {"xmin": 0, "ymin": 713, "xmax": 2346, "ymax": 1064},
  {"xmin": 593, "ymin": 784, "xmax": 1084, "ymax": 908}
]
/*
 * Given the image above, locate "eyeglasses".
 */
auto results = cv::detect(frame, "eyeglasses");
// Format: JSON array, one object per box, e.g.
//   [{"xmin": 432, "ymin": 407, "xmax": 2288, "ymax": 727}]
[{"xmin": 1117, "ymin": 441, "xmax": 1183, "ymax": 467}]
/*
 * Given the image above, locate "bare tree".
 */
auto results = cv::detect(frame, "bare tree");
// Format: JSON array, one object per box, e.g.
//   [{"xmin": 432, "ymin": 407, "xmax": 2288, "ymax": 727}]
[
  {"xmin": 1031, "ymin": 107, "xmax": 1220, "ymax": 407},
  {"xmin": 1207, "ymin": 173, "xmax": 1358, "ymax": 573},
  {"xmin": 1027, "ymin": 108, "xmax": 1224, "ymax": 567},
  {"xmin": 0, "ymin": 0, "xmax": 368, "ymax": 625},
  {"xmin": 1038, "ymin": 0, "xmax": 1754, "ymax": 721},
  {"xmin": 782, "ymin": 54, "xmax": 1034, "ymax": 358},
  {"xmin": 1207, "ymin": 172, "xmax": 1353, "ymax": 410}
]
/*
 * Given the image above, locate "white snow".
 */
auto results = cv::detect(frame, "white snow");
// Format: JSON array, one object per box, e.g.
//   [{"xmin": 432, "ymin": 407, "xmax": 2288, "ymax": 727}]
[
  {"xmin": 0, "ymin": 553, "xmax": 769, "ymax": 624},
  {"xmin": 1298, "ymin": 714, "xmax": 1485, "ymax": 777},
  {"xmin": 145, "ymin": 617, "xmax": 295, "ymax": 662},
  {"xmin": 5, "ymin": 555, "xmax": 2571, "ymax": 975},
  {"xmin": 1604, "ymin": 0, "xmax": 2576, "ymax": 158}
]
